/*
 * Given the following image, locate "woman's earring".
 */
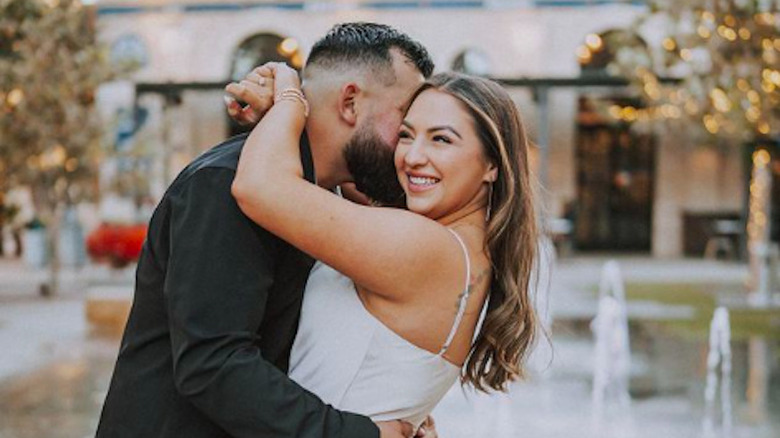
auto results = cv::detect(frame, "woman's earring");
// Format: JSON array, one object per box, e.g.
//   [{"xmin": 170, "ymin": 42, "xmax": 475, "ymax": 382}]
[{"xmin": 485, "ymin": 182, "xmax": 493, "ymax": 223}]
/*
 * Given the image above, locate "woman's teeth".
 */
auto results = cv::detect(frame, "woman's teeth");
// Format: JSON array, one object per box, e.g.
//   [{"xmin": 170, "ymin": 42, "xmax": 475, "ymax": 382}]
[{"xmin": 409, "ymin": 176, "xmax": 439, "ymax": 186}]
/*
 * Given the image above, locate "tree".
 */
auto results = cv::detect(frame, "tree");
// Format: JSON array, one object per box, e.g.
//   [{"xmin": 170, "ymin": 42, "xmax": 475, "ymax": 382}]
[
  {"xmin": 603, "ymin": 1, "xmax": 779, "ymax": 291},
  {"xmin": 0, "ymin": 0, "xmax": 113, "ymax": 294},
  {"xmin": 608, "ymin": 0, "xmax": 779, "ymax": 141}
]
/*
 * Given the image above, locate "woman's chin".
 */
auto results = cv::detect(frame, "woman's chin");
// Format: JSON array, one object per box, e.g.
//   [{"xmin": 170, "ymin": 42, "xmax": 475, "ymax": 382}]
[{"xmin": 406, "ymin": 200, "xmax": 435, "ymax": 217}]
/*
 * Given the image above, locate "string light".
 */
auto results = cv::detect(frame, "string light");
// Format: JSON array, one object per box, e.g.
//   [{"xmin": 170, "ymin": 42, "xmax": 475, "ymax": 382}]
[
  {"xmin": 576, "ymin": 45, "xmax": 592, "ymax": 63},
  {"xmin": 704, "ymin": 114, "xmax": 720, "ymax": 133},
  {"xmin": 278, "ymin": 38, "xmax": 299, "ymax": 57},
  {"xmin": 581, "ymin": 2, "xmax": 779, "ymax": 138},
  {"xmin": 6, "ymin": 89, "xmax": 23, "ymax": 107},
  {"xmin": 710, "ymin": 88, "xmax": 732, "ymax": 112},
  {"xmin": 746, "ymin": 107, "xmax": 761, "ymax": 123},
  {"xmin": 770, "ymin": 70, "xmax": 780, "ymax": 86},
  {"xmin": 748, "ymin": 149, "xmax": 772, "ymax": 245},
  {"xmin": 685, "ymin": 100, "xmax": 699, "ymax": 115},
  {"xmin": 585, "ymin": 34, "xmax": 603, "ymax": 51},
  {"xmin": 65, "ymin": 158, "xmax": 79, "ymax": 172}
]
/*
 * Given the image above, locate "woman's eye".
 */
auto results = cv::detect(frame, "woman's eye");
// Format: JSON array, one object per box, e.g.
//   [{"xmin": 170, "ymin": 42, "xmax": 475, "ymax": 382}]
[
  {"xmin": 398, "ymin": 131, "xmax": 413, "ymax": 140},
  {"xmin": 433, "ymin": 135, "xmax": 452, "ymax": 144}
]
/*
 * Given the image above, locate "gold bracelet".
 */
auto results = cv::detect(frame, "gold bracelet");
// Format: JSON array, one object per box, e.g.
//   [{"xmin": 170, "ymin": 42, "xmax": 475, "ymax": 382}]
[{"xmin": 275, "ymin": 88, "xmax": 309, "ymax": 117}]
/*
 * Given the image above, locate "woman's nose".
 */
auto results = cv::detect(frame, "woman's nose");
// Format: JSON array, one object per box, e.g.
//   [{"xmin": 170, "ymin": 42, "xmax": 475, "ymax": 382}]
[{"xmin": 403, "ymin": 141, "xmax": 428, "ymax": 167}]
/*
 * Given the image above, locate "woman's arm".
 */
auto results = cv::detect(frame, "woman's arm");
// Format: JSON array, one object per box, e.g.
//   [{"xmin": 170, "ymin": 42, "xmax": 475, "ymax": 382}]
[{"xmin": 231, "ymin": 64, "xmax": 464, "ymax": 303}]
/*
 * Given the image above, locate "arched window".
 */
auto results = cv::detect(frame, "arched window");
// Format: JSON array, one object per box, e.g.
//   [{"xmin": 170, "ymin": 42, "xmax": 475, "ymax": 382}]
[
  {"xmin": 228, "ymin": 33, "xmax": 303, "ymax": 135},
  {"xmin": 230, "ymin": 33, "xmax": 303, "ymax": 82},
  {"xmin": 451, "ymin": 48, "xmax": 492, "ymax": 76},
  {"xmin": 110, "ymin": 34, "xmax": 149, "ymax": 71}
]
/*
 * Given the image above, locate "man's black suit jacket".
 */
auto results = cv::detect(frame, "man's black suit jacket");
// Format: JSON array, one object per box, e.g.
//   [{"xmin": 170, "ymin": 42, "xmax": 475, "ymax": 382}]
[{"xmin": 96, "ymin": 134, "xmax": 377, "ymax": 437}]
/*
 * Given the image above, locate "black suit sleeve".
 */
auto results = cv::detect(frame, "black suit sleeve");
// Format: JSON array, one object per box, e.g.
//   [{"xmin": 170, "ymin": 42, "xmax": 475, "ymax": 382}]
[{"xmin": 165, "ymin": 167, "xmax": 379, "ymax": 438}]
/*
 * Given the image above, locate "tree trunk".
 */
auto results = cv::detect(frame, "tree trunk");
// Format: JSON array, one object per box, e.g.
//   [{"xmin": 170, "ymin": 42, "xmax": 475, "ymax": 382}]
[{"xmin": 41, "ymin": 205, "xmax": 64, "ymax": 297}]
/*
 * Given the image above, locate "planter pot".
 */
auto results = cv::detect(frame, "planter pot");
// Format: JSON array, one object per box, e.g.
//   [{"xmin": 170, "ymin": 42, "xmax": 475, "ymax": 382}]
[
  {"xmin": 23, "ymin": 228, "xmax": 48, "ymax": 268},
  {"xmin": 59, "ymin": 208, "xmax": 86, "ymax": 268},
  {"xmin": 85, "ymin": 284, "xmax": 133, "ymax": 336}
]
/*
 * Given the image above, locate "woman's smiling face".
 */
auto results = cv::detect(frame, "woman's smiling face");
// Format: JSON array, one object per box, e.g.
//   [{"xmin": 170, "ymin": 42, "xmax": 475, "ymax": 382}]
[{"xmin": 395, "ymin": 88, "xmax": 496, "ymax": 221}]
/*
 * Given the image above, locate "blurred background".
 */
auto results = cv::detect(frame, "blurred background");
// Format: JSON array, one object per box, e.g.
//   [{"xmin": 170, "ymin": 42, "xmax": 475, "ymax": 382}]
[{"xmin": 0, "ymin": 0, "xmax": 779, "ymax": 437}]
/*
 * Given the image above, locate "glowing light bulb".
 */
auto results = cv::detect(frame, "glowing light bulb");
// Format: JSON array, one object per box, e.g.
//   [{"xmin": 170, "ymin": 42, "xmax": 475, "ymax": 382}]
[
  {"xmin": 576, "ymin": 46, "xmax": 592, "ymax": 63},
  {"xmin": 6, "ymin": 89, "xmax": 23, "ymax": 107},
  {"xmin": 585, "ymin": 34, "xmax": 603, "ymax": 51},
  {"xmin": 278, "ymin": 38, "xmax": 299, "ymax": 57},
  {"xmin": 704, "ymin": 115, "xmax": 720, "ymax": 134}
]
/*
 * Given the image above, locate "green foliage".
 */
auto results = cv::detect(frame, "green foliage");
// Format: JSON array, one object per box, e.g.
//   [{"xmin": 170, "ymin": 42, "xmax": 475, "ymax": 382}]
[
  {"xmin": 0, "ymin": 0, "xmax": 113, "ymax": 214},
  {"xmin": 613, "ymin": 0, "xmax": 780, "ymax": 141}
]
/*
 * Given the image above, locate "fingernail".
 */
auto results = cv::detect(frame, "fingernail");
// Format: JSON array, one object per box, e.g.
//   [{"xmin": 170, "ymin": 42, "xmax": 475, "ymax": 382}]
[{"xmin": 223, "ymin": 95, "xmax": 235, "ymax": 106}]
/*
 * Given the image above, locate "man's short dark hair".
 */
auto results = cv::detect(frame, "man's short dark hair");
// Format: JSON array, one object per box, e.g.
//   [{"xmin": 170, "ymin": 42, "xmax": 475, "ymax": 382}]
[{"xmin": 305, "ymin": 22, "xmax": 434, "ymax": 83}]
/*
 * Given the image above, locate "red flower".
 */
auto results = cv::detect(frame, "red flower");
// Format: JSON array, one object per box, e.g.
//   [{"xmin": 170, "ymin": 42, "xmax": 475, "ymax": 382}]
[{"xmin": 86, "ymin": 223, "xmax": 147, "ymax": 268}]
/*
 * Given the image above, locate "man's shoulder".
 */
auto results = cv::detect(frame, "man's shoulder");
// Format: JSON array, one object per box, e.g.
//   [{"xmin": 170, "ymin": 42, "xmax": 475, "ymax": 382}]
[
  {"xmin": 169, "ymin": 133, "xmax": 248, "ymax": 191},
  {"xmin": 184, "ymin": 133, "xmax": 247, "ymax": 174}
]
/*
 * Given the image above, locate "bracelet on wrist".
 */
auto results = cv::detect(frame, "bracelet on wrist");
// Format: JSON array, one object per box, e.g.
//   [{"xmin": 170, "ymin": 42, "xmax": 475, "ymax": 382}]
[{"xmin": 275, "ymin": 88, "xmax": 309, "ymax": 117}]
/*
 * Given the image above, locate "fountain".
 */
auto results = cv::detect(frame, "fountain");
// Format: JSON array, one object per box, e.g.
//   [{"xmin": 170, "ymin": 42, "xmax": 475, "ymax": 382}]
[
  {"xmin": 702, "ymin": 307, "xmax": 732, "ymax": 438},
  {"xmin": 591, "ymin": 260, "xmax": 632, "ymax": 435}
]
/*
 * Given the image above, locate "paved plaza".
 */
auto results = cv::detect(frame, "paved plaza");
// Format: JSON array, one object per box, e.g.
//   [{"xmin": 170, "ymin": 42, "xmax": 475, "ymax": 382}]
[{"xmin": 0, "ymin": 256, "xmax": 777, "ymax": 438}]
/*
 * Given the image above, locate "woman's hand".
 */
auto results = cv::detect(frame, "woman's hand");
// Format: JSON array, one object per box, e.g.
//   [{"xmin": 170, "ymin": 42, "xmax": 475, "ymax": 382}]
[
  {"xmin": 265, "ymin": 62, "xmax": 301, "ymax": 94},
  {"xmin": 377, "ymin": 420, "xmax": 414, "ymax": 438},
  {"xmin": 415, "ymin": 416, "xmax": 437, "ymax": 437},
  {"xmin": 224, "ymin": 65, "xmax": 275, "ymax": 126},
  {"xmin": 224, "ymin": 61, "xmax": 303, "ymax": 125}
]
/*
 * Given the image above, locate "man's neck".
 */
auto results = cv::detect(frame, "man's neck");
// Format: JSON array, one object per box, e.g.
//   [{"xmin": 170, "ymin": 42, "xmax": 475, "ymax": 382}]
[{"xmin": 307, "ymin": 122, "xmax": 349, "ymax": 190}]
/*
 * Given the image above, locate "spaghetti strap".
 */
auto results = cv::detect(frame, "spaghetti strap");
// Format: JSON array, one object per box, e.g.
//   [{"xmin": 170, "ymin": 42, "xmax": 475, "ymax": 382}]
[{"xmin": 437, "ymin": 228, "xmax": 472, "ymax": 356}]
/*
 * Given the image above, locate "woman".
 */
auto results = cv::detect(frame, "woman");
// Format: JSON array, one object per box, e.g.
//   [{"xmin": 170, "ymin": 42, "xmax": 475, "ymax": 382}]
[{"xmin": 232, "ymin": 66, "xmax": 538, "ymax": 429}]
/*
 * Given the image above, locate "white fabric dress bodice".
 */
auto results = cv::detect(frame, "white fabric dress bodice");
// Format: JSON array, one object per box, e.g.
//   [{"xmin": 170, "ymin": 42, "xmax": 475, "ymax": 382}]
[{"xmin": 288, "ymin": 230, "xmax": 473, "ymax": 429}]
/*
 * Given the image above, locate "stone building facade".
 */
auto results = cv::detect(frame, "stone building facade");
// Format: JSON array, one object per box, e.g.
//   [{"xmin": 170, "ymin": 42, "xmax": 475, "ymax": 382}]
[{"xmin": 94, "ymin": 0, "xmax": 748, "ymax": 258}]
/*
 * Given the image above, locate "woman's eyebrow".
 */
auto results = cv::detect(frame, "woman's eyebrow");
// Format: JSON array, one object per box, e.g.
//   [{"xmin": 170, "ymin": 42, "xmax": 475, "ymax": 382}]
[{"xmin": 427, "ymin": 125, "xmax": 462, "ymax": 139}]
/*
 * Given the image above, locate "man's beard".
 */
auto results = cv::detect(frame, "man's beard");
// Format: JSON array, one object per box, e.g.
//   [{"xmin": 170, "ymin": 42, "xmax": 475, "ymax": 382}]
[{"xmin": 343, "ymin": 126, "xmax": 406, "ymax": 208}]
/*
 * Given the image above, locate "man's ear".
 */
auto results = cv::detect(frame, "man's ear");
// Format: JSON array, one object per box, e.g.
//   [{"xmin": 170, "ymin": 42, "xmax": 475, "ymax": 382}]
[{"xmin": 338, "ymin": 83, "xmax": 359, "ymax": 126}]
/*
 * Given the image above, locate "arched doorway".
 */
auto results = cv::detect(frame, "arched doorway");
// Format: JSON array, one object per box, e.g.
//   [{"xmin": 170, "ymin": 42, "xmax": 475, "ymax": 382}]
[
  {"xmin": 573, "ymin": 30, "xmax": 656, "ymax": 252},
  {"xmin": 228, "ymin": 33, "xmax": 303, "ymax": 136}
]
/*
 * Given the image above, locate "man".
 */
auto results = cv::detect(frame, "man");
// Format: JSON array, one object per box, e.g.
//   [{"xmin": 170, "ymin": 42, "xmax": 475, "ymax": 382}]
[{"xmin": 96, "ymin": 23, "xmax": 434, "ymax": 438}]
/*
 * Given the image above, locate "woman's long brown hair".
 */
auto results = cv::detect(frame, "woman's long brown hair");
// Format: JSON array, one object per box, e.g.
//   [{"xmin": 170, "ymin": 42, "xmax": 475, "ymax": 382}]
[{"xmin": 410, "ymin": 72, "xmax": 539, "ymax": 392}]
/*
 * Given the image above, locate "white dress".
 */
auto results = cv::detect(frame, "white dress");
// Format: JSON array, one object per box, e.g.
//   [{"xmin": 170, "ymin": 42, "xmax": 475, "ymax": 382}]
[{"xmin": 288, "ymin": 229, "xmax": 475, "ymax": 429}]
